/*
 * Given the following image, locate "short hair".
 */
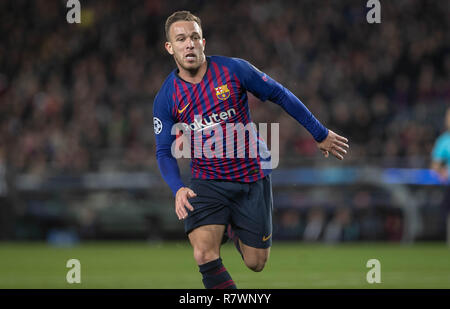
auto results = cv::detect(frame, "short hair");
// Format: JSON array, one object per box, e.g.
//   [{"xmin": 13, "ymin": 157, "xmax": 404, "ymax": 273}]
[{"xmin": 165, "ymin": 11, "xmax": 202, "ymax": 42}]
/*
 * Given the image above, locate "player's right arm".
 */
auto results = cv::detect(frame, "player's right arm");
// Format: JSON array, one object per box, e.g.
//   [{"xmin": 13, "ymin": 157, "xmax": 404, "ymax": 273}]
[{"xmin": 153, "ymin": 90, "xmax": 196, "ymax": 219}]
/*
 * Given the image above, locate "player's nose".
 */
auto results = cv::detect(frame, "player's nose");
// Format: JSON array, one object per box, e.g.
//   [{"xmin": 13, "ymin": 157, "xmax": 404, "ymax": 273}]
[{"xmin": 186, "ymin": 37, "xmax": 195, "ymax": 48}]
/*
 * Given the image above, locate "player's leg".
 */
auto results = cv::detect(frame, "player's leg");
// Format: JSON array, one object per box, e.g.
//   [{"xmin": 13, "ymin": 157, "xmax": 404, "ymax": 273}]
[
  {"xmin": 188, "ymin": 224, "xmax": 236, "ymax": 289},
  {"xmin": 229, "ymin": 174, "xmax": 273, "ymax": 272},
  {"xmin": 188, "ymin": 224, "xmax": 224, "ymax": 265},
  {"xmin": 184, "ymin": 178, "xmax": 236, "ymax": 289},
  {"xmin": 227, "ymin": 225, "xmax": 270, "ymax": 271},
  {"xmin": 238, "ymin": 241, "xmax": 270, "ymax": 272}
]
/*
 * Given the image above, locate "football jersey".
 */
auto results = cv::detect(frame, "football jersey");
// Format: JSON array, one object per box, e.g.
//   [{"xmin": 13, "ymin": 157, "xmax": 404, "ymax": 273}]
[
  {"xmin": 432, "ymin": 131, "xmax": 450, "ymax": 176},
  {"xmin": 153, "ymin": 55, "xmax": 328, "ymax": 195}
]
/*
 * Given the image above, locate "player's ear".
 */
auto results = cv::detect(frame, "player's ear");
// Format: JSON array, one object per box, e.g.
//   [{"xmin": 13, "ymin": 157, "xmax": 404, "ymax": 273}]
[{"xmin": 165, "ymin": 41, "xmax": 174, "ymax": 55}]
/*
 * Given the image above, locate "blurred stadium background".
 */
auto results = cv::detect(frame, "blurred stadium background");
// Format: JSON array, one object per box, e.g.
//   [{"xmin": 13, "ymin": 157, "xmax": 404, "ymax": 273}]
[{"xmin": 0, "ymin": 0, "xmax": 449, "ymax": 288}]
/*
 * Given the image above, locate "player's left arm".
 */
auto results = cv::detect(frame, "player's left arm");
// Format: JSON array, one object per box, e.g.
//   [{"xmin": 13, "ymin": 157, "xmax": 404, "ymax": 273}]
[{"xmin": 232, "ymin": 58, "xmax": 349, "ymax": 160}]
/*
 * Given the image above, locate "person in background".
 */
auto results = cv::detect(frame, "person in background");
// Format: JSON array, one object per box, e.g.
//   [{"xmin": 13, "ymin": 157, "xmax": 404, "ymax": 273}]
[{"xmin": 430, "ymin": 106, "xmax": 450, "ymax": 245}]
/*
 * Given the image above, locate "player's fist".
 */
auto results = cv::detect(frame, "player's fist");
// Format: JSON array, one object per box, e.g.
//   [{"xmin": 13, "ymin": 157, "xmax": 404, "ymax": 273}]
[
  {"xmin": 317, "ymin": 130, "xmax": 349, "ymax": 160},
  {"xmin": 175, "ymin": 187, "xmax": 197, "ymax": 220}
]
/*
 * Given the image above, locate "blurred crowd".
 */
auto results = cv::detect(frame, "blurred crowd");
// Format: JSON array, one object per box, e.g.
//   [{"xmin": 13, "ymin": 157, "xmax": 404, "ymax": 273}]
[
  {"xmin": 274, "ymin": 202, "xmax": 403, "ymax": 243},
  {"xmin": 0, "ymin": 0, "xmax": 449, "ymax": 176}
]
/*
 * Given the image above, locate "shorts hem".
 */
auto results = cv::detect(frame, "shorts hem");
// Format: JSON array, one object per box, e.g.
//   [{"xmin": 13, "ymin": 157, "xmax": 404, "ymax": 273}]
[
  {"xmin": 237, "ymin": 234, "xmax": 272, "ymax": 249},
  {"xmin": 185, "ymin": 222, "xmax": 228, "ymax": 235}
]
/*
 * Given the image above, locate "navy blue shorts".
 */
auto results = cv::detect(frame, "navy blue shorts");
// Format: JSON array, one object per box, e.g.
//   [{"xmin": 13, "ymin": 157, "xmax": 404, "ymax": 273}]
[{"xmin": 184, "ymin": 174, "xmax": 273, "ymax": 249}]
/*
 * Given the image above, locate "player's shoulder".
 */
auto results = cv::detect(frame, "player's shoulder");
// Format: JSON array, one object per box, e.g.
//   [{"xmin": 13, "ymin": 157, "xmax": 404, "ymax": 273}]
[
  {"xmin": 209, "ymin": 55, "xmax": 249, "ymax": 69},
  {"xmin": 433, "ymin": 132, "xmax": 450, "ymax": 154},
  {"xmin": 153, "ymin": 71, "xmax": 178, "ymax": 116},
  {"xmin": 443, "ymin": 131, "xmax": 450, "ymax": 140},
  {"xmin": 437, "ymin": 132, "xmax": 450, "ymax": 146},
  {"xmin": 158, "ymin": 70, "xmax": 177, "ymax": 94},
  {"xmin": 154, "ymin": 70, "xmax": 177, "ymax": 103},
  {"xmin": 436, "ymin": 131, "xmax": 450, "ymax": 142}
]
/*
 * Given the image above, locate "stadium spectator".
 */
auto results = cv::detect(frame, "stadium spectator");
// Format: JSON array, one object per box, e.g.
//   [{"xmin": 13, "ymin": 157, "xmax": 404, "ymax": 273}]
[
  {"xmin": 303, "ymin": 206, "xmax": 326, "ymax": 242},
  {"xmin": 323, "ymin": 206, "xmax": 359, "ymax": 243},
  {"xmin": 275, "ymin": 209, "xmax": 303, "ymax": 241}
]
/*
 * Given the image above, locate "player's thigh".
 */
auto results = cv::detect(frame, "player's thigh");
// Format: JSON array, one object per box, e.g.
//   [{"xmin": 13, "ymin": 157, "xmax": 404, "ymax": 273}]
[
  {"xmin": 184, "ymin": 178, "xmax": 231, "ymax": 235},
  {"xmin": 231, "ymin": 175, "xmax": 273, "ymax": 249},
  {"xmin": 188, "ymin": 224, "xmax": 226, "ymax": 263},
  {"xmin": 239, "ymin": 241, "xmax": 271, "ymax": 265}
]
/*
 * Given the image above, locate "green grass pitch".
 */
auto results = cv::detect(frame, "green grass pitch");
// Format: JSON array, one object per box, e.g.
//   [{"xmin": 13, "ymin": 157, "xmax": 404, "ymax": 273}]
[{"xmin": 0, "ymin": 241, "xmax": 449, "ymax": 289}]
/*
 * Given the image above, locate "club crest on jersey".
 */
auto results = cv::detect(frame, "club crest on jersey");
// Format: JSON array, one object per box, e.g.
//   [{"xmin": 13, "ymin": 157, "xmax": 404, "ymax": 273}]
[{"xmin": 215, "ymin": 85, "xmax": 230, "ymax": 101}]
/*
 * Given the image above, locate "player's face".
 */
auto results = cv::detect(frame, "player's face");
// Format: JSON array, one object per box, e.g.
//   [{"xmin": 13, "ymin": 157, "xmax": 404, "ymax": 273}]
[{"xmin": 165, "ymin": 21, "xmax": 206, "ymax": 72}]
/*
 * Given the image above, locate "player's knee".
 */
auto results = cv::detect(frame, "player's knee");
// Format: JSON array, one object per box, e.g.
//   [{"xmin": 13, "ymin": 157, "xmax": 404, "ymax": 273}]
[
  {"xmin": 245, "ymin": 260, "xmax": 266, "ymax": 272},
  {"xmin": 193, "ymin": 248, "xmax": 219, "ymax": 265},
  {"xmin": 244, "ymin": 256, "xmax": 267, "ymax": 272}
]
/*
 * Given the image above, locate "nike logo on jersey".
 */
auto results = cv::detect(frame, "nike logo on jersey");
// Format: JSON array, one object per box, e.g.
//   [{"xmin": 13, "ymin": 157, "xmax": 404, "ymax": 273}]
[{"xmin": 178, "ymin": 102, "xmax": 190, "ymax": 114}]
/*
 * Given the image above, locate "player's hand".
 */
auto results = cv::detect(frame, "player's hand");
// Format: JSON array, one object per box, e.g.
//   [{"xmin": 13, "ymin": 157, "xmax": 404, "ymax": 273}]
[
  {"xmin": 175, "ymin": 187, "xmax": 197, "ymax": 220},
  {"xmin": 317, "ymin": 130, "xmax": 349, "ymax": 160}
]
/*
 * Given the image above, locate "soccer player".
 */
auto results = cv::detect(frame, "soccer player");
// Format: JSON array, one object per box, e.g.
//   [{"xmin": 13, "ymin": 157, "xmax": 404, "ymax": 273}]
[
  {"xmin": 431, "ymin": 107, "xmax": 450, "ymax": 182},
  {"xmin": 153, "ymin": 11, "xmax": 349, "ymax": 289},
  {"xmin": 430, "ymin": 106, "xmax": 450, "ymax": 244}
]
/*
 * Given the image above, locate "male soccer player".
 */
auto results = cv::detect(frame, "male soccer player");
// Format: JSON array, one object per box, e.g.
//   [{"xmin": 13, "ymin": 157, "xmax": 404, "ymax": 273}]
[
  {"xmin": 430, "ymin": 106, "xmax": 450, "ymax": 244},
  {"xmin": 153, "ymin": 11, "xmax": 349, "ymax": 289}
]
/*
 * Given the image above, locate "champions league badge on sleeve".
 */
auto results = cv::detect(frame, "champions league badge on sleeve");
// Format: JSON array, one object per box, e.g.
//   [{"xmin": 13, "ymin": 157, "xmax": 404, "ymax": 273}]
[{"xmin": 153, "ymin": 117, "xmax": 163, "ymax": 134}]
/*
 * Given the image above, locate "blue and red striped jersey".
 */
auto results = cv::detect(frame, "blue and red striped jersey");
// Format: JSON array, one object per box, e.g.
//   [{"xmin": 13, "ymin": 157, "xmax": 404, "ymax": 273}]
[{"xmin": 153, "ymin": 55, "xmax": 328, "ymax": 195}]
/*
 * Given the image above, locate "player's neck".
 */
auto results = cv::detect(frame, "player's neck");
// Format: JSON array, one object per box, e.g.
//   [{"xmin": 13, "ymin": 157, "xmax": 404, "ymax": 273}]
[{"xmin": 177, "ymin": 60, "xmax": 208, "ymax": 84}]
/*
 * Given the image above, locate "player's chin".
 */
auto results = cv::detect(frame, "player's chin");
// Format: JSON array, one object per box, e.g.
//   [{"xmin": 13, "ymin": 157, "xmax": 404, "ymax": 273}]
[{"xmin": 182, "ymin": 61, "xmax": 201, "ymax": 70}]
